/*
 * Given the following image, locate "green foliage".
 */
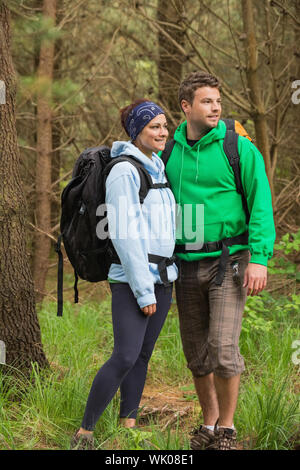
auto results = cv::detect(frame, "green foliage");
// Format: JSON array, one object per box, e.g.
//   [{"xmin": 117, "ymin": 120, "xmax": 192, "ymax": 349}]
[
  {"xmin": 274, "ymin": 231, "xmax": 300, "ymax": 255},
  {"xmin": 14, "ymin": 13, "xmax": 62, "ymax": 47},
  {"xmin": 120, "ymin": 427, "xmax": 155, "ymax": 451},
  {"xmin": 242, "ymin": 308, "xmax": 273, "ymax": 334},
  {"xmin": 52, "ymin": 79, "xmax": 84, "ymax": 106},
  {"xmin": 243, "ymin": 295, "xmax": 273, "ymax": 333},
  {"xmin": 0, "ymin": 290, "xmax": 298, "ymax": 450},
  {"xmin": 179, "ymin": 383, "xmax": 197, "ymax": 402},
  {"xmin": 242, "ymin": 291, "xmax": 299, "ymax": 334},
  {"xmin": 238, "ymin": 377, "xmax": 299, "ymax": 450},
  {"xmin": 149, "ymin": 306, "xmax": 190, "ymax": 384},
  {"xmin": 19, "ymin": 75, "xmax": 82, "ymax": 109},
  {"xmin": 238, "ymin": 291, "xmax": 299, "ymax": 449},
  {"xmin": 268, "ymin": 231, "xmax": 300, "ymax": 282}
]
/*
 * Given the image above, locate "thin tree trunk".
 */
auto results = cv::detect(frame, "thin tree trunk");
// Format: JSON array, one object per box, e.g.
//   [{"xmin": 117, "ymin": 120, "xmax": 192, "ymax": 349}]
[
  {"xmin": 241, "ymin": 0, "xmax": 274, "ymax": 199},
  {"xmin": 33, "ymin": 0, "xmax": 57, "ymax": 302},
  {"xmin": 51, "ymin": 122, "xmax": 61, "ymax": 237},
  {"xmin": 293, "ymin": 0, "xmax": 300, "ymax": 101},
  {"xmin": 0, "ymin": 2, "xmax": 49, "ymax": 373},
  {"xmin": 51, "ymin": 35, "xmax": 62, "ymax": 239},
  {"xmin": 157, "ymin": 0, "xmax": 186, "ymax": 134}
]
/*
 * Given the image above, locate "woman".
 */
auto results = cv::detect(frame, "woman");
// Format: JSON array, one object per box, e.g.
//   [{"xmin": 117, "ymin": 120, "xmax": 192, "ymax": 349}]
[{"xmin": 71, "ymin": 99, "xmax": 178, "ymax": 449}]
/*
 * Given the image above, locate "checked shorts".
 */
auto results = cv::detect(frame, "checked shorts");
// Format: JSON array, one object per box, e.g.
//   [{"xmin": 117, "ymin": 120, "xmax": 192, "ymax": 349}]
[{"xmin": 175, "ymin": 250, "xmax": 249, "ymax": 378}]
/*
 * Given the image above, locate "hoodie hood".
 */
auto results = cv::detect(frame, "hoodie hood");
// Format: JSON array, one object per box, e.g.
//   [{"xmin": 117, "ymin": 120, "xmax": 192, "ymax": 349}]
[
  {"xmin": 174, "ymin": 119, "xmax": 227, "ymax": 149},
  {"xmin": 111, "ymin": 140, "xmax": 166, "ymax": 181},
  {"xmin": 172, "ymin": 119, "xmax": 227, "ymax": 193}
]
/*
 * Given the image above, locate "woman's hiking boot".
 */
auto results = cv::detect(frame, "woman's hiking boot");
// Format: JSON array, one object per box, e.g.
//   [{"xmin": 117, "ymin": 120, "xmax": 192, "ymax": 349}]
[{"xmin": 70, "ymin": 430, "xmax": 96, "ymax": 450}]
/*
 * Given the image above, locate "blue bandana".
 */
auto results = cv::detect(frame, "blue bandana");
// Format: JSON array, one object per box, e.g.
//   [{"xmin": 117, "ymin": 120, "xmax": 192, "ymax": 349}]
[{"xmin": 125, "ymin": 101, "xmax": 165, "ymax": 141}]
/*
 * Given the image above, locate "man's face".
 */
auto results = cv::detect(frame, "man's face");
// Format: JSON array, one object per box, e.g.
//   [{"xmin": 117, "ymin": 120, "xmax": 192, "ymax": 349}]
[{"xmin": 181, "ymin": 86, "xmax": 222, "ymax": 130}]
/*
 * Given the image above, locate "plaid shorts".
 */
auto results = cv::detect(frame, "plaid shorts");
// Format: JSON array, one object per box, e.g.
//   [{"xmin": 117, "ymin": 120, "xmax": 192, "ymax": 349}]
[{"xmin": 175, "ymin": 250, "xmax": 249, "ymax": 378}]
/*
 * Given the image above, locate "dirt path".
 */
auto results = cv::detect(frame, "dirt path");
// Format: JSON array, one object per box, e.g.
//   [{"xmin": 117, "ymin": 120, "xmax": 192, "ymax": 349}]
[
  {"xmin": 139, "ymin": 383, "xmax": 198, "ymax": 431},
  {"xmin": 139, "ymin": 383, "xmax": 246, "ymax": 450}
]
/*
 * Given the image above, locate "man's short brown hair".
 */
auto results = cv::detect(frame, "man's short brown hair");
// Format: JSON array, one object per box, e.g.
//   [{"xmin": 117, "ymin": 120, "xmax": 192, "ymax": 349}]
[{"xmin": 178, "ymin": 71, "xmax": 221, "ymax": 109}]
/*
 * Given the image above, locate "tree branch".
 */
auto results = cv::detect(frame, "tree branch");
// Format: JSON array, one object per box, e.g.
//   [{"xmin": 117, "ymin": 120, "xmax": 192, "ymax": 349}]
[
  {"xmin": 270, "ymin": 0, "xmax": 300, "ymax": 27},
  {"xmin": 53, "ymin": 27, "xmax": 120, "ymax": 114}
]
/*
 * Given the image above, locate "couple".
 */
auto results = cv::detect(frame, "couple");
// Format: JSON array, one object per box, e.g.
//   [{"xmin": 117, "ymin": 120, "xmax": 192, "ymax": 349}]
[{"xmin": 71, "ymin": 71, "xmax": 275, "ymax": 451}]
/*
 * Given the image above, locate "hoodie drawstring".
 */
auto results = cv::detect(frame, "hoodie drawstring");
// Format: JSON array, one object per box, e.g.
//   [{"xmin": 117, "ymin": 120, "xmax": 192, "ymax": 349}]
[
  {"xmin": 177, "ymin": 145, "xmax": 185, "ymax": 214},
  {"xmin": 195, "ymin": 145, "xmax": 200, "ymax": 182}
]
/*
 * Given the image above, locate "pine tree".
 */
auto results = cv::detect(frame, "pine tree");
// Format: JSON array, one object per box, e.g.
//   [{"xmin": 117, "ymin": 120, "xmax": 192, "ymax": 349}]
[{"xmin": 0, "ymin": 1, "xmax": 49, "ymax": 373}]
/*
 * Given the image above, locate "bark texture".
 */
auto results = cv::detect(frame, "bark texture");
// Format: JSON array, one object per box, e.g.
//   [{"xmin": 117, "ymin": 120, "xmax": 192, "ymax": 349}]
[
  {"xmin": 157, "ymin": 0, "xmax": 186, "ymax": 134},
  {"xmin": 241, "ymin": 0, "xmax": 274, "ymax": 198},
  {"xmin": 0, "ymin": 2, "xmax": 49, "ymax": 372},
  {"xmin": 33, "ymin": 0, "xmax": 57, "ymax": 301}
]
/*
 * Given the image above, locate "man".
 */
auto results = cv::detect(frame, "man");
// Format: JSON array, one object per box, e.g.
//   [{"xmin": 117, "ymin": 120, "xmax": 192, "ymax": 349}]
[{"xmin": 163, "ymin": 71, "xmax": 276, "ymax": 450}]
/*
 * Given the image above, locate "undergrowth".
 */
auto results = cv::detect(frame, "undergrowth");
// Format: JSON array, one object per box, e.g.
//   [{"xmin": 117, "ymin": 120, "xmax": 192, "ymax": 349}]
[{"xmin": 0, "ymin": 288, "xmax": 299, "ymax": 450}]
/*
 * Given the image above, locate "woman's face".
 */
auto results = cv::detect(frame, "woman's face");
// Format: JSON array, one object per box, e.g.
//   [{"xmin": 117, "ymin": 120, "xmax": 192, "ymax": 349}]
[{"xmin": 135, "ymin": 114, "xmax": 168, "ymax": 156}]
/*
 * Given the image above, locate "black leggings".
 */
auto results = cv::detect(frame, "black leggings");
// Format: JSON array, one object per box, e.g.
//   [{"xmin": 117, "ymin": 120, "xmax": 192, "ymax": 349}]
[{"xmin": 81, "ymin": 283, "xmax": 172, "ymax": 430}]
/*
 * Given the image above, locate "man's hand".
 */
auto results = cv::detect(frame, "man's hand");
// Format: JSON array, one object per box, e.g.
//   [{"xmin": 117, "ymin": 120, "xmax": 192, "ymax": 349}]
[
  {"xmin": 141, "ymin": 303, "xmax": 157, "ymax": 316},
  {"xmin": 243, "ymin": 263, "xmax": 267, "ymax": 296}
]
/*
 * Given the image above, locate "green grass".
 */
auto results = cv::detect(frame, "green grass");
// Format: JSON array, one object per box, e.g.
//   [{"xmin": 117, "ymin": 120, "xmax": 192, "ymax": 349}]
[
  {"xmin": 0, "ymin": 292, "xmax": 299, "ymax": 450},
  {"xmin": 237, "ymin": 293, "xmax": 300, "ymax": 449}
]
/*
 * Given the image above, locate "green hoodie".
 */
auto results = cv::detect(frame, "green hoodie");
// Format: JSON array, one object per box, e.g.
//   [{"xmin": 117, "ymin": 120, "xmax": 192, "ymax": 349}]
[{"xmin": 164, "ymin": 120, "xmax": 276, "ymax": 265}]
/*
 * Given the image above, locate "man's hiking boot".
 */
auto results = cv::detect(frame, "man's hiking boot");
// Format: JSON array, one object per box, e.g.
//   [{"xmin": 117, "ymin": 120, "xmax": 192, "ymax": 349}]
[
  {"xmin": 212, "ymin": 426, "xmax": 237, "ymax": 450},
  {"xmin": 70, "ymin": 430, "xmax": 96, "ymax": 450},
  {"xmin": 190, "ymin": 425, "xmax": 217, "ymax": 450}
]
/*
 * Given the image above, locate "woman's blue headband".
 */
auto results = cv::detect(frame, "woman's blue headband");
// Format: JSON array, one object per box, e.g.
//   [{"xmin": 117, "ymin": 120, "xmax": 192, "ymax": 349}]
[{"xmin": 125, "ymin": 101, "xmax": 165, "ymax": 141}]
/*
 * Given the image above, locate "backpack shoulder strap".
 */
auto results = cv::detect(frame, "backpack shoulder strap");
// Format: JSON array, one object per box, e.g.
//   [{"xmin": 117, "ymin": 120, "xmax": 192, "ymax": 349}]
[
  {"xmin": 160, "ymin": 139, "xmax": 175, "ymax": 168},
  {"xmin": 104, "ymin": 155, "xmax": 157, "ymax": 204},
  {"xmin": 222, "ymin": 118, "xmax": 252, "ymax": 141},
  {"xmin": 223, "ymin": 129, "xmax": 250, "ymax": 224},
  {"xmin": 221, "ymin": 118, "xmax": 235, "ymax": 132}
]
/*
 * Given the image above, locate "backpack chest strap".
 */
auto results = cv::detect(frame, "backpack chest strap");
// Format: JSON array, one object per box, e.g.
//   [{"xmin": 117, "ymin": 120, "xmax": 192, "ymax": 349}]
[
  {"xmin": 110, "ymin": 248, "xmax": 175, "ymax": 287},
  {"xmin": 150, "ymin": 182, "xmax": 170, "ymax": 189}
]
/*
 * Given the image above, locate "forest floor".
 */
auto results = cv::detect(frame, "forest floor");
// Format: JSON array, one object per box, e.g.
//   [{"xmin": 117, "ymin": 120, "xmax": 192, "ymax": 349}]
[
  {"xmin": 41, "ymin": 258, "xmax": 299, "ymax": 451},
  {"xmin": 135, "ymin": 384, "xmax": 247, "ymax": 450}
]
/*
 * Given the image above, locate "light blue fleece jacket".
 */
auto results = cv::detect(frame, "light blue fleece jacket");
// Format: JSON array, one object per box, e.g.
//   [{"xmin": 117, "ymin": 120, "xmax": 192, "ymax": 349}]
[{"xmin": 105, "ymin": 141, "xmax": 178, "ymax": 308}]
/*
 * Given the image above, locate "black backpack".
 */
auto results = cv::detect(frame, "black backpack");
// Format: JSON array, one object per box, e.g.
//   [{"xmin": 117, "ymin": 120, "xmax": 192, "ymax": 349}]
[
  {"xmin": 160, "ymin": 118, "xmax": 250, "ymax": 224},
  {"xmin": 55, "ymin": 146, "xmax": 171, "ymax": 316}
]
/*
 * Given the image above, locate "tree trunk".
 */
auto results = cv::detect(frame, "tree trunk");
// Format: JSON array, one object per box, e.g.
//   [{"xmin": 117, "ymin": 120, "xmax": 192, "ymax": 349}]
[
  {"xmin": 295, "ymin": 1, "xmax": 300, "ymax": 78},
  {"xmin": 51, "ymin": 35, "xmax": 63, "ymax": 239},
  {"xmin": 241, "ymin": 0, "xmax": 274, "ymax": 199},
  {"xmin": 33, "ymin": 0, "xmax": 57, "ymax": 302},
  {"xmin": 51, "ymin": 122, "xmax": 61, "ymax": 237},
  {"xmin": 157, "ymin": 0, "xmax": 186, "ymax": 134},
  {"xmin": 0, "ymin": 2, "xmax": 49, "ymax": 373}
]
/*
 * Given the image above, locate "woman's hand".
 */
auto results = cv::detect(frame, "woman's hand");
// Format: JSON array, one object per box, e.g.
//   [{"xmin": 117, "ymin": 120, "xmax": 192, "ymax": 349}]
[{"xmin": 141, "ymin": 303, "xmax": 157, "ymax": 316}]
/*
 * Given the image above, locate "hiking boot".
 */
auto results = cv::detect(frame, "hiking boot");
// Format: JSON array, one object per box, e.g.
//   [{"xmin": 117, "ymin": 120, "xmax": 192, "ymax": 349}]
[
  {"xmin": 190, "ymin": 425, "xmax": 217, "ymax": 450},
  {"xmin": 70, "ymin": 430, "xmax": 96, "ymax": 450},
  {"xmin": 212, "ymin": 426, "xmax": 237, "ymax": 450}
]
